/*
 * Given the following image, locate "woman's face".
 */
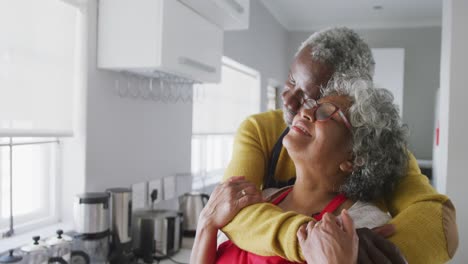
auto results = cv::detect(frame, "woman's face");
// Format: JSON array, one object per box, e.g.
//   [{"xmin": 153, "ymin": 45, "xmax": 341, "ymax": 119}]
[
  {"xmin": 283, "ymin": 95, "xmax": 353, "ymax": 179},
  {"xmin": 282, "ymin": 46, "xmax": 334, "ymax": 125}
]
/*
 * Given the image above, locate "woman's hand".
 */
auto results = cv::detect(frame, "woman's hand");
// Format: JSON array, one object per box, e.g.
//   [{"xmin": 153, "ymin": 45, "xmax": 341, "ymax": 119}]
[
  {"xmin": 297, "ymin": 210, "xmax": 359, "ymax": 264},
  {"xmin": 198, "ymin": 176, "xmax": 263, "ymax": 230},
  {"xmin": 191, "ymin": 176, "xmax": 263, "ymax": 264}
]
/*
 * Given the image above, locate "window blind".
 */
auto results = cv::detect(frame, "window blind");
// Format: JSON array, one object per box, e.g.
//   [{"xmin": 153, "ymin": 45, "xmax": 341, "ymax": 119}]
[
  {"xmin": 191, "ymin": 57, "xmax": 261, "ymax": 190},
  {"xmin": 0, "ymin": 0, "xmax": 79, "ymax": 137},
  {"xmin": 192, "ymin": 57, "xmax": 261, "ymax": 134}
]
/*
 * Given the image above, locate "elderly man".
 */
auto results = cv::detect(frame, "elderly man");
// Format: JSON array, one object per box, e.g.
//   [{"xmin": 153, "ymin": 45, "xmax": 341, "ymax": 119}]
[{"xmin": 220, "ymin": 27, "xmax": 458, "ymax": 263}]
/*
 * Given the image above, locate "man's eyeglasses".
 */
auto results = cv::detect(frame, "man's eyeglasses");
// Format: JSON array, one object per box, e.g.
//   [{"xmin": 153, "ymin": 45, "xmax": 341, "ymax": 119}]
[{"xmin": 301, "ymin": 98, "xmax": 353, "ymax": 131}]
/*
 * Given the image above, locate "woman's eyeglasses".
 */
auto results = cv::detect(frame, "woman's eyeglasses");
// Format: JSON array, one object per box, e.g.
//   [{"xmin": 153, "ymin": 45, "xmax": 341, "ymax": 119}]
[{"xmin": 301, "ymin": 98, "xmax": 353, "ymax": 131}]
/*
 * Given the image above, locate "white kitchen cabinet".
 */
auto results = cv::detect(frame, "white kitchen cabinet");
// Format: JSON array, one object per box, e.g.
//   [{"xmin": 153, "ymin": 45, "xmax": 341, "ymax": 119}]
[
  {"xmin": 98, "ymin": 0, "xmax": 223, "ymax": 83},
  {"xmin": 178, "ymin": 0, "xmax": 250, "ymax": 30}
]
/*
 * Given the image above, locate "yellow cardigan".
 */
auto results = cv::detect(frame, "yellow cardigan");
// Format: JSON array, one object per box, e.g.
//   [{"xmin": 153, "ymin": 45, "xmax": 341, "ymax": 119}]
[{"xmin": 222, "ymin": 109, "xmax": 458, "ymax": 263}]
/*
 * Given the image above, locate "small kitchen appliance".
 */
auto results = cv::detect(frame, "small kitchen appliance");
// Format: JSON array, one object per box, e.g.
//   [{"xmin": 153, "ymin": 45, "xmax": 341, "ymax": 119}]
[
  {"xmin": 179, "ymin": 192, "xmax": 209, "ymax": 236},
  {"xmin": 45, "ymin": 230, "xmax": 73, "ymax": 264},
  {"xmin": 19, "ymin": 236, "xmax": 49, "ymax": 264},
  {"xmin": 131, "ymin": 190, "xmax": 183, "ymax": 263},
  {"xmin": 106, "ymin": 188, "xmax": 134, "ymax": 263},
  {"xmin": 73, "ymin": 192, "xmax": 110, "ymax": 264},
  {"xmin": 131, "ymin": 209, "xmax": 183, "ymax": 263}
]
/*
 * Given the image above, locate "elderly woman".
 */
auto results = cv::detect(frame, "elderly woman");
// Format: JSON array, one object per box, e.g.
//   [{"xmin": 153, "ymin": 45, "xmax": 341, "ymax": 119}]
[
  {"xmin": 221, "ymin": 27, "xmax": 457, "ymax": 264},
  {"xmin": 190, "ymin": 80, "xmax": 409, "ymax": 264}
]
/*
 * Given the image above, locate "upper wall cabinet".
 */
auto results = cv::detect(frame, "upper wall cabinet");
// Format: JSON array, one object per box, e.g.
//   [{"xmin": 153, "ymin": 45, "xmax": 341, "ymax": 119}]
[
  {"xmin": 178, "ymin": 0, "xmax": 250, "ymax": 30},
  {"xmin": 98, "ymin": 0, "xmax": 223, "ymax": 83}
]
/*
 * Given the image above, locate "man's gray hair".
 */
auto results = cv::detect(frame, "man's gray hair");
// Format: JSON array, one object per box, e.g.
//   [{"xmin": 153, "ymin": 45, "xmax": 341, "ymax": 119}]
[
  {"xmin": 323, "ymin": 79, "xmax": 408, "ymax": 202},
  {"xmin": 298, "ymin": 27, "xmax": 375, "ymax": 81}
]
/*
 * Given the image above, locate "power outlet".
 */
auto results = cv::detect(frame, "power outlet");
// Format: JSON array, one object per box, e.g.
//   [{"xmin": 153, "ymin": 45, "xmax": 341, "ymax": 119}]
[
  {"xmin": 148, "ymin": 178, "xmax": 163, "ymax": 205},
  {"xmin": 131, "ymin": 181, "xmax": 148, "ymax": 210},
  {"xmin": 163, "ymin": 175, "xmax": 177, "ymax": 200}
]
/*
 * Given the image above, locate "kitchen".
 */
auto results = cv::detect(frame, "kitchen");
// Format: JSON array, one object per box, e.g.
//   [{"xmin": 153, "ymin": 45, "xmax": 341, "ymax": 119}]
[{"xmin": 0, "ymin": 0, "xmax": 467, "ymax": 263}]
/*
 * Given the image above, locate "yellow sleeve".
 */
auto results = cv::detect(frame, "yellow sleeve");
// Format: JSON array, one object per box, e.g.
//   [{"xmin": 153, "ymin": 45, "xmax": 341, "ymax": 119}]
[
  {"xmin": 222, "ymin": 203, "xmax": 312, "ymax": 262},
  {"xmin": 387, "ymin": 152, "xmax": 458, "ymax": 263},
  {"xmin": 222, "ymin": 117, "xmax": 268, "ymax": 188}
]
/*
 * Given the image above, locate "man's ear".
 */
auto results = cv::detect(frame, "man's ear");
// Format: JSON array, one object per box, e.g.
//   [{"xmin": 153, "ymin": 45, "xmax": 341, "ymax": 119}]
[{"xmin": 339, "ymin": 160, "xmax": 354, "ymax": 173}]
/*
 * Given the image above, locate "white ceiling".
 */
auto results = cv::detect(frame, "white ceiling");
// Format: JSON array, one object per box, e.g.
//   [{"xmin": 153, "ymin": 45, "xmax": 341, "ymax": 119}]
[{"xmin": 259, "ymin": 0, "xmax": 442, "ymax": 31}]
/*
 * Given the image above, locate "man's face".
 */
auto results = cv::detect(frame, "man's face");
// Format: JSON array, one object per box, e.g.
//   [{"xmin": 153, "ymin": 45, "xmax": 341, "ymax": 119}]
[{"xmin": 282, "ymin": 46, "xmax": 334, "ymax": 125}]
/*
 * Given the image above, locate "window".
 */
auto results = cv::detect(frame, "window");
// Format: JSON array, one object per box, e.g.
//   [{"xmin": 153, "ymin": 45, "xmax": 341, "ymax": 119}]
[
  {"xmin": 0, "ymin": 0, "xmax": 81, "ymax": 237},
  {"xmin": 192, "ymin": 57, "xmax": 261, "ymax": 190},
  {"xmin": 0, "ymin": 138, "xmax": 59, "ymax": 235},
  {"xmin": 266, "ymin": 80, "xmax": 281, "ymax": 111}
]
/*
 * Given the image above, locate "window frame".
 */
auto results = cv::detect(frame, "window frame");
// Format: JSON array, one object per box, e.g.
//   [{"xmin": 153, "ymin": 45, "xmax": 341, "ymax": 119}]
[
  {"xmin": 267, "ymin": 79, "xmax": 282, "ymax": 111},
  {"xmin": 0, "ymin": 138, "xmax": 61, "ymax": 237},
  {"xmin": 191, "ymin": 57, "xmax": 261, "ymax": 191},
  {"xmin": 0, "ymin": 0, "xmax": 84, "ymax": 239}
]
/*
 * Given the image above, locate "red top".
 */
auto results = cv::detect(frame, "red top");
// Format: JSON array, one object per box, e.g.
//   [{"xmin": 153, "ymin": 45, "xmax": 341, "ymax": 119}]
[{"xmin": 216, "ymin": 188, "xmax": 347, "ymax": 264}]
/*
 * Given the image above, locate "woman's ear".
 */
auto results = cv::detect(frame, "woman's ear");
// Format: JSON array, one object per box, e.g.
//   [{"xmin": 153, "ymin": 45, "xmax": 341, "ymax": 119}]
[{"xmin": 339, "ymin": 161, "xmax": 354, "ymax": 173}]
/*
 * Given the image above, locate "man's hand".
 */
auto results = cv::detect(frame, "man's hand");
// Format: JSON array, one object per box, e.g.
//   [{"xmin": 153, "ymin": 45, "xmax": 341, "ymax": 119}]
[
  {"xmin": 297, "ymin": 210, "xmax": 359, "ymax": 264},
  {"xmin": 357, "ymin": 225, "xmax": 407, "ymax": 264}
]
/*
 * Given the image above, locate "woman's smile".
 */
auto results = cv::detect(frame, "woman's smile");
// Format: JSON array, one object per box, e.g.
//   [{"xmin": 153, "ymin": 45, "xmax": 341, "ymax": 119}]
[{"xmin": 291, "ymin": 122, "xmax": 312, "ymax": 137}]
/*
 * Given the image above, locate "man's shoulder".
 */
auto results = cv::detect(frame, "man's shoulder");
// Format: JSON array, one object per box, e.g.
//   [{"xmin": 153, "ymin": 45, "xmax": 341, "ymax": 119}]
[
  {"xmin": 246, "ymin": 110, "xmax": 286, "ymax": 129},
  {"xmin": 241, "ymin": 110, "xmax": 288, "ymax": 138},
  {"xmin": 248, "ymin": 109, "xmax": 284, "ymax": 122}
]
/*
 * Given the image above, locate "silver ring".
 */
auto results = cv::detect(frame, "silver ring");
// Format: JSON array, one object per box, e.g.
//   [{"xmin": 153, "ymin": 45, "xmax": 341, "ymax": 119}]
[{"xmin": 241, "ymin": 189, "xmax": 247, "ymax": 196}]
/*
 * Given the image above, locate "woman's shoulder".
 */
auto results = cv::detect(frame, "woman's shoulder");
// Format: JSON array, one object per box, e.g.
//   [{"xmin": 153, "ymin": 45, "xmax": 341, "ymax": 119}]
[
  {"xmin": 347, "ymin": 201, "xmax": 391, "ymax": 229},
  {"xmin": 262, "ymin": 186, "xmax": 293, "ymax": 202}
]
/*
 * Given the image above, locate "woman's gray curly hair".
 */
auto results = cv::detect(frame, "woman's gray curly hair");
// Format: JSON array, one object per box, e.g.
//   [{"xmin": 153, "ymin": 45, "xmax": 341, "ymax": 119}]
[
  {"xmin": 323, "ymin": 79, "xmax": 409, "ymax": 202},
  {"xmin": 297, "ymin": 27, "xmax": 375, "ymax": 81}
]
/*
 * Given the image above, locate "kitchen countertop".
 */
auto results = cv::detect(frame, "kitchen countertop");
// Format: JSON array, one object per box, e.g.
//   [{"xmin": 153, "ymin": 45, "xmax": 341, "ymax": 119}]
[
  {"xmin": 151, "ymin": 237, "xmax": 194, "ymax": 264},
  {"xmin": 2, "ymin": 226, "xmax": 196, "ymax": 264},
  {"xmin": 158, "ymin": 249, "xmax": 191, "ymax": 264}
]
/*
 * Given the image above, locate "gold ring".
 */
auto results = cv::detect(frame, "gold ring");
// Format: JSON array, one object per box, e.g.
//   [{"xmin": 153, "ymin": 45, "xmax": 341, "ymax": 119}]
[{"xmin": 241, "ymin": 189, "xmax": 247, "ymax": 196}]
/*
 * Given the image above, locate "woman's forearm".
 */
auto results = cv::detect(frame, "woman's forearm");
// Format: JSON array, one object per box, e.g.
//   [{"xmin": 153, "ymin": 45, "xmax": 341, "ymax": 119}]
[{"xmin": 190, "ymin": 220, "xmax": 219, "ymax": 264}]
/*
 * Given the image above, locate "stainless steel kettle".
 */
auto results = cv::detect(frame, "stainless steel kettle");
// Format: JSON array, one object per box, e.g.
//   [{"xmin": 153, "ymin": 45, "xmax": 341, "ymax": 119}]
[
  {"xmin": 45, "ymin": 230, "xmax": 72, "ymax": 264},
  {"xmin": 178, "ymin": 192, "xmax": 210, "ymax": 236},
  {"xmin": 20, "ymin": 236, "xmax": 49, "ymax": 264},
  {"xmin": 132, "ymin": 209, "xmax": 183, "ymax": 263}
]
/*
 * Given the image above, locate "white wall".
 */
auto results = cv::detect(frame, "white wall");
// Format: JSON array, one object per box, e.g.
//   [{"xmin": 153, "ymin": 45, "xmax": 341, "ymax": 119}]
[
  {"xmin": 223, "ymin": 0, "xmax": 289, "ymax": 111},
  {"xmin": 58, "ymin": 0, "xmax": 291, "ymax": 222},
  {"xmin": 287, "ymin": 27, "xmax": 441, "ymax": 160},
  {"xmin": 439, "ymin": 0, "xmax": 468, "ymax": 262},
  {"xmin": 83, "ymin": 0, "xmax": 290, "ymax": 193},
  {"xmin": 84, "ymin": 0, "xmax": 192, "ymax": 192},
  {"xmin": 84, "ymin": 0, "xmax": 290, "ymax": 193},
  {"xmin": 60, "ymin": 4, "xmax": 88, "ymax": 224}
]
